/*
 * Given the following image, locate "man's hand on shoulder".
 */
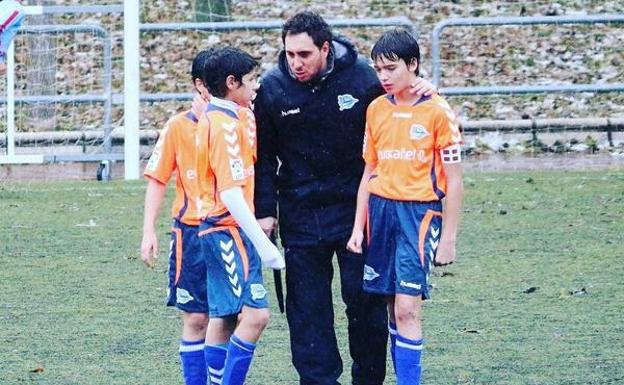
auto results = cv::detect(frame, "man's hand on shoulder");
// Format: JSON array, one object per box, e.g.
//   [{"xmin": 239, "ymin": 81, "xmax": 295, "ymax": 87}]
[{"xmin": 409, "ymin": 77, "xmax": 438, "ymax": 97}]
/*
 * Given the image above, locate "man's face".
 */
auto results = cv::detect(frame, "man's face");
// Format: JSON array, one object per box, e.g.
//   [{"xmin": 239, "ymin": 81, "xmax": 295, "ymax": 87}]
[
  {"xmin": 373, "ymin": 56, "xmax": 418, "ymax": 95},
  {"xmin": 284, "ymin": 32, "xmax": 330, "ymax": 83}
]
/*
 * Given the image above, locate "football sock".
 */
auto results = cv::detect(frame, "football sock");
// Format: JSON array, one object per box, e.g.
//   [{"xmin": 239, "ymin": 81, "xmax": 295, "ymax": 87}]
[
  {"xmin": 388, "ymin": 320, "xmax": 398, "ymax": 373},
  {"xmin": 204, "ymin": 343, "xmax": 228, "ymax": 385},
  {"xmin": 395, "ymin": 334, "xmax": 424, "ymax": 385},
  {"xmin": 179, "ymin": 339, "xmax": 207, "ymax": 385},
  {"xmin": 221, "ymin": 334, "xmax": 256, "ymax": 385}
]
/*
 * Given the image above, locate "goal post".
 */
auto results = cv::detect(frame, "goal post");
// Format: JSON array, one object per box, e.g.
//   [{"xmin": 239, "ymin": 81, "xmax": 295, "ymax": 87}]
[{"xmin": 123, "ymin": 0, "xmax": 140, "ymax": 180}]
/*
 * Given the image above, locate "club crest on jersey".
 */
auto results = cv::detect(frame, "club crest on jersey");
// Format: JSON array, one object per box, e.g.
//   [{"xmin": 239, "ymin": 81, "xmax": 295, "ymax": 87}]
[
  {"xmin": 410, "ymin": 124, "xmax": 430, "ymax": 140},
  {"xmin": 337, "ymin": 94, "xmax": 359, "ymax": 111},
  {"xmin": 229, "ymin": 158, "xmax": 245, "ymax": 181}
]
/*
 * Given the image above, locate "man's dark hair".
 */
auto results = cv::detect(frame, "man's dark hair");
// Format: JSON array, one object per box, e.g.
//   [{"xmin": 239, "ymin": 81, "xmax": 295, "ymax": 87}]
[
  {"xmin": 282, "ymin": 11, "xmax": 333, "ymax": 48},
  {"xmin": 191, "ymin": 49, "xmax": 211, "ymax": 83},
  {"xmin": 201, "ymin": 47, "xmax": 258, "ymax": 98},
  {"xmin": 371, "ymin": 29, "xmax": 420, "ymax": 76}
]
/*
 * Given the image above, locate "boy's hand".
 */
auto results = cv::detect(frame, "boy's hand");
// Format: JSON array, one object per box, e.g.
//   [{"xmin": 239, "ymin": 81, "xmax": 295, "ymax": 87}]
[
  {"xmin": 409, "ymin": 77, "xmax": 438, "ymax": 97},
  {"xmin": 140, "ymin": 230, "xmax": 158, "ymax": 268},
  {"xmin": 434, "ymin": 238, "xmax": 456, "ymax": 266},
  {"xmin": 258, "ymin": 240, "xmax": 285, "ymax": 270},
  {"xmin": 346, "ymin": 229, "xmax": 364, "ymax": 254}
]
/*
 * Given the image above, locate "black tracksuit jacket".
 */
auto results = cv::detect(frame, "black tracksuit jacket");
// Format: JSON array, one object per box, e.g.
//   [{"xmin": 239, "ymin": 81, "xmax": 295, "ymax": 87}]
[{"xmin": 254, "ymin": 36, "xmax": 384, "ymax": 247}]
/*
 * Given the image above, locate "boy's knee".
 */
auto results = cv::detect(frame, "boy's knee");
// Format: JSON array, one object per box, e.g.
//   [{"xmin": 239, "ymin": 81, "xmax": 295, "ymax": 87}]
[
  {"xmin": 394, "ymin": 302, "xmax": 420, "ymax": 325},
  {"xmin": 245, "ymin": 308, "xmax": 271, "ymax": 330},
  {"xmin": 183, "ymin": 312, "xmax": 209, "ymax": 333}
]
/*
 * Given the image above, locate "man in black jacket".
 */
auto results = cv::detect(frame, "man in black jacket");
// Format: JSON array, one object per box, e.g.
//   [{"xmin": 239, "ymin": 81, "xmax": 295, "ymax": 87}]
[{"xmin": 254, "ymin": 11, "xmax": 436, "ymax": 385}]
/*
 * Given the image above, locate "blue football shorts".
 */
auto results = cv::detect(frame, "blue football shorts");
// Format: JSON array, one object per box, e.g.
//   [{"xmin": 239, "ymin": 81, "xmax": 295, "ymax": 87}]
[
  {"xmin": 363, "ymin": 194, "xmax": 443, "ymax": 299},
  {"xmin": 198, "ymin": 224, "xmax": 268, "ymax": 318},
  {"xmin": 166, "ymin": 220, "xmax": 208, "ymax": 313}
]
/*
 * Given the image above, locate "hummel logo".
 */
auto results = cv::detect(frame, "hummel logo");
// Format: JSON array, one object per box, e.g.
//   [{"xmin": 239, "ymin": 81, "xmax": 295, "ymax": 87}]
[
  {"xmin": 220, "ymin": 240, "xmax": 233, "ymax": 252},
  {"xmin": 227, "ymin": 144, "xmax": 240, "ymax": 157},
  {"xmin": 232, "ymin": 286, "xmax": 242, "ymax": 297},
  {"xmin": 400, "ymin": 280, "xmax": 421, "ymax": 290},
  {"xmin": 393, "ymin": 112, "xmax": 413, "ymax": 119},
  {"xmin": 209, "ymin": 367, "xmax": 225, "ymax": 376},
  {"xmin": 224, "ymin": 132, "xmax": 238, "ymax": 145},
  {"xmin": 222, "ymin": 121, "xmax": 236, "ymax": 132},
  {"xmin": 168, "ymin": 239, "xmax": 174, "ymax": 258},
  {"xmin": 429, "ymin": 239, "xmax": 439, "ymax": 250},
  {"xmin": 221, "ymin": 251, "xmax": 235, "ymax": 264},
  {"xmin": 228, "ymin": 274, "xmax": 239, "ymax": 286},
  {"xmin": 430, "ymin": 227, "xmax": 440, "ymax": 238},
  {"xmin": 225, "ymin": 261, "xmax": 237, "ymax": 275},
  {"xmin": 281, "ymin": 108, "xmax": 301, "ymax": 117}
]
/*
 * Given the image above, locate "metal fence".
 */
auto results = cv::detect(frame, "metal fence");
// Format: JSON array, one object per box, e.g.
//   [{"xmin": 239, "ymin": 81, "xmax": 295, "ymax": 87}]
[
  {"xmin": 3, "ymin": 12, "xmax": 624, "ymax": 165},
  {"xmin": 1, "ymin": 16, "xmax": 415, "ymax": 166},
  {"xmin": 432, "ymin": 14, "xmax": 624, "ymax": 94},
  {"xmin": 431, "ymin": 14, "xmax": 624, "ymax": 136},
  {"xmin": 1, "ymin": 23, "xmax": 114, "ymax": 164}
]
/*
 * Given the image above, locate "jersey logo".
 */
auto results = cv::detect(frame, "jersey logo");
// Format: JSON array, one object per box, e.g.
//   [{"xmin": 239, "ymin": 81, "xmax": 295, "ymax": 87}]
[
  {"xmin": 176, "ymin": 288, "xmax": 194, "ymax": 304},
  {"xmin": 400, "ymin": 280, "xmax": 422, "ymax": 290},
  {"xmin": 229, "ymin": 158, "xmax": 245, "ymax": 180},
  {"xmin": 220, "ymin": 239, "xmax": 242, "ymax": 298},
  {"xmin": 363, "ymin": 265, "xmax": 380, "ymax": 281},
  {"xmin": 393, "ymin": 112, "xmax": 413, "ymax": 119},
  {"xmin": 281, "ymin": 108, "xmax": 301, "ymax": 117},
  {"xmin": 250, "ymin": 284, "xmax": 267, "ymax": 301},
  {"xmin": 410, "ymin": 124, "xmax": 430, "ymax": 140},
  {"xmin": 186, "ymin": 169, "xmax": 196, "ymax": 180},
  {"xmin": 337, "ymin": 94, "xmax": 359, "ymax": 111}
]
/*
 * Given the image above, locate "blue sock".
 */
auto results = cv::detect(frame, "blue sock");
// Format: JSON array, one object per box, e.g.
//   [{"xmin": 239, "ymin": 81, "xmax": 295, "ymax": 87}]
[
  {"xmin": 179, "ymin": 339, "xmax": 207, "ymax": 385},
  {"xmin": 221, "ymin": 334, "xmax": 256, "ymax": 385},
  {"xmin": 204, "ymin": 343, "xmax": 228, "ymax": 385},
  {"xmin": 388, "ymin": 321, "xmax": 397, "ymax": 373},
  {"xmin": 395, "ymin": 334, "xmax": 424, "ymax": 385}
]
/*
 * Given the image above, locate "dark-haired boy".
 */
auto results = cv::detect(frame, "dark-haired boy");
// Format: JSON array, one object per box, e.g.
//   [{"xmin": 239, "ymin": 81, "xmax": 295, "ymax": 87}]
[
  {"xmin": 195, "ymin": 46, "xmax": 284, "ymax": 385},
  {"xmin": 141, "ymin": 50, "xmax": 212, "ymax": 385},
  {"xmin": 347, "ymin": 29, "xmax": 463, "ymax": 385}
]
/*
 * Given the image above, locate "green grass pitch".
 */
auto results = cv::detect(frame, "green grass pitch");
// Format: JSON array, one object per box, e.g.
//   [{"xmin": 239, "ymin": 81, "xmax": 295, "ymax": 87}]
[{"xmin": 1, "ymin": 170, "xmax": 623, "ymax": 384}]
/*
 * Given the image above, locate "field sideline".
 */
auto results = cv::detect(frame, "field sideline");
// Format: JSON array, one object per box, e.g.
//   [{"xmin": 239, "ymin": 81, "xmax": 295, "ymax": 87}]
[{"xmin": 1, "ymin": 170, "xmax": 623, "ymax": 385}]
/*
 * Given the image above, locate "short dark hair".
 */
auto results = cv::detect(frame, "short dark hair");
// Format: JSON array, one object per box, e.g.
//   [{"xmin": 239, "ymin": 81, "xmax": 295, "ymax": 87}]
[
  {"xmin": 201, "ymin": 47, "xmax": 258, "ymax": 98},
  {"xmin": 282, "ymin": 11, "xmax": 333, "ymax": 49},
  {"xmin": 371, "ymin": 29, "xmax": 421, "ymax": 75},
  {"xmin": 191, "ymin": 49, "xmax": 211, "ymax": 83}
]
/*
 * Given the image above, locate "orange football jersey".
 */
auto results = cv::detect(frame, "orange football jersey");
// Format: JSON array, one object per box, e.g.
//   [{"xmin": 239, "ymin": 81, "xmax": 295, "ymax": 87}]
[
  {"xmin": 144, "ymin": 110, "xmax": 203, "ymax": 226},
  {"xmin": 195, "ymin": 97, "xmax": 257, "ymax": 226},
  {"xmin": 363, "ymin": 94, "xmax": 462, "ymax": 201}
]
